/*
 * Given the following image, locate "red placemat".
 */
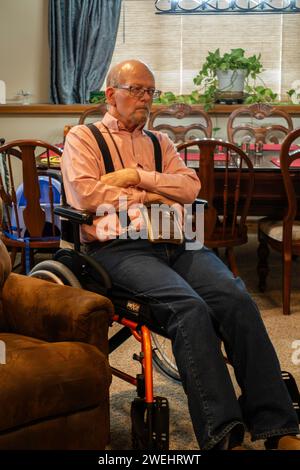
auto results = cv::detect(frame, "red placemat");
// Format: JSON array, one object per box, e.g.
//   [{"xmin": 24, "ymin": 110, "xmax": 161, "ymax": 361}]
[
  {"xmin": 271, "ymin": 157, "xmax": 300, "ymax": 168},
  {"xmin": 261, "ymin": 143, "xmax": 281, "ymax": 151},
  {"xmin": 39, "ymin": 143, "xmax": 64, "ymax": 163},
  {"xmin": 249, "ymin": 143, "xmax": 299, "ymax": 151}
]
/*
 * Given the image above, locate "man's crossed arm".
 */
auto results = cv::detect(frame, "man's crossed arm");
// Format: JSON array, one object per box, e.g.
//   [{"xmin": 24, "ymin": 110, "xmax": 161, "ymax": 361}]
[{"xmin": 101, "ymin": 169, "xmax": 178, "ymax": 206}]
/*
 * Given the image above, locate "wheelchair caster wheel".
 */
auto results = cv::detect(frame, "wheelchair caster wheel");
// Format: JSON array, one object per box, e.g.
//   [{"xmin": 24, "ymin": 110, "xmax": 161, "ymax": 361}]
[{"xmin": 131, "ymin": 396, "xmax": 169, "ymax": 450}]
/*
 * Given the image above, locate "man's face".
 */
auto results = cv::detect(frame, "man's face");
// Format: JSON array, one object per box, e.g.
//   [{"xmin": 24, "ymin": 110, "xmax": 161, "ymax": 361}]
[{"xmin": 106, "ymin": 66, "xmax": 155, "ymax": 131}]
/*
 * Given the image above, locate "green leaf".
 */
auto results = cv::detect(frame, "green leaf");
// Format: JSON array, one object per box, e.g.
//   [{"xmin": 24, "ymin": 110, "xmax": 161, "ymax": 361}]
[{"xmin": 287, "ymin": 89, "xmax": 295, "ymax": 97}]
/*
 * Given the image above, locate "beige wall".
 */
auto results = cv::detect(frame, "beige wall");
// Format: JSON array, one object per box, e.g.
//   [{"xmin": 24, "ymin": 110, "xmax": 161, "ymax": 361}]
[
  {"xmin": 0, "ymin": 0, "xmax": 49, "ymax": 104},
  {"xmin": 0, "ymin": 115, "xmax": 80, "ymax": 145}
]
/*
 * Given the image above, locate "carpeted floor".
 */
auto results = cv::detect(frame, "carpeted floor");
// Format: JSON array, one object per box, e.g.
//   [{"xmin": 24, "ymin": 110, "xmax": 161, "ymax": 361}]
[{"xmin": 108, "ymin": 231, "xmax": 300, "ymax": 450}]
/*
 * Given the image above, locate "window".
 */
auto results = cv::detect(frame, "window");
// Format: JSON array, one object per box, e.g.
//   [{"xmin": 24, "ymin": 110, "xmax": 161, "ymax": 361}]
[{"xmin": 109, "ymin": 0, "xmax": 300, "ymax": 99}]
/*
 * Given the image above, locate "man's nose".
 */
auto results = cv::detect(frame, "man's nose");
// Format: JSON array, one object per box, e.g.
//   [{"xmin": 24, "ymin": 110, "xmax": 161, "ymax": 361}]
[{"xmin": 140, "ymin": 91, "xmax": 152, "ymax": 103}]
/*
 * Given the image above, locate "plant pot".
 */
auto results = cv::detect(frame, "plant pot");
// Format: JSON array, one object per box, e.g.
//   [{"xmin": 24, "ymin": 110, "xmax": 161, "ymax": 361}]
[{"xmin": 216, "ymin": 69, "xmax": 247, "ymax": 103}]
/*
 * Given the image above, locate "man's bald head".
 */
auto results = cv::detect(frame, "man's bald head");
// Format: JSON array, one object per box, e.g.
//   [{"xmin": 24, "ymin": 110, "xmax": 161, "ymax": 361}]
[
  {"xmin": 105, "ymin": 60, "xmax": 156, "ymax": 132},
  {"xmin": 106, "ymin": 60, "xmax": 154, "ymax": 87}
]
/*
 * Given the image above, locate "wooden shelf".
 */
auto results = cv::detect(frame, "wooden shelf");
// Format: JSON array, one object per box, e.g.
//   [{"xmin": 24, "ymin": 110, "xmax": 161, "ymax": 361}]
[
  {"xmin": 1, "ymin": 103, "xmax": 300, "ymax": 116},
  {"xmin": 0, "ymin": 104, "xmax": 95, "ymax": 115}
]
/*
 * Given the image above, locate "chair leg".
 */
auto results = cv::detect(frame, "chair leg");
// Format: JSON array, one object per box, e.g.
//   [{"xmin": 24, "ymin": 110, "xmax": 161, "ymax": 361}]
[
  {"xmin": 282, "ymin": 253, "xmax": 292, "ymax": 315},
  {"xmin": 213, "ymin": 247, "xmax": 219, "ymax": 257},
  {"xmin": 21, "ymin": 248, "xmax": 26, "ymax": 273},
  {"xmin": 225, "ymin": 247, "xmax": 238, "ymax": 277},
  {"xmin": 257, "ymin": 233, "xmax": 269, "ymax": 292}
]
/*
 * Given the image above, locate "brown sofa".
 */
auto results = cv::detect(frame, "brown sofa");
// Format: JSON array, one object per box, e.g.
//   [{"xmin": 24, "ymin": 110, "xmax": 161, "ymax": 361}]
[{"xmin": 0, "ymin": 240, "xmax": 114, "ymax": 449}]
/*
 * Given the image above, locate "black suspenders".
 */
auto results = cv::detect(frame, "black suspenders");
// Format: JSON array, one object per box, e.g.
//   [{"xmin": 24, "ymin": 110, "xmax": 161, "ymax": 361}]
[
  {"xmin": 86, "ymin": 123, "xmax": 162, "ymax": 174},
  {"xmin": 143, "ymin": 129, "xmax": 162, "ymax": 173},
  {"xmin": 86, "ymin": 123, "xmax": 115, "ymax": 174}
]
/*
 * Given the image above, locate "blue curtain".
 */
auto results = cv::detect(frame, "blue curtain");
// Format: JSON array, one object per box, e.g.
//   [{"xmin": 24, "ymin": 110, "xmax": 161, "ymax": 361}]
[{"xmin": 49, "ymin": 0, "xmax": 122, "ymax": 103}]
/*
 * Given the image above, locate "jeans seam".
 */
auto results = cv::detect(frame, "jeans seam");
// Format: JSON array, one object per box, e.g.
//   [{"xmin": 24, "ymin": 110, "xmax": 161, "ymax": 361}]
[
  {"xmin": 252, "ymin": 427, "xmax": 300, "ymax": 441},
  {"xmin": 204, "ymin": 421, "xmax": 245, "ymax": 450}
]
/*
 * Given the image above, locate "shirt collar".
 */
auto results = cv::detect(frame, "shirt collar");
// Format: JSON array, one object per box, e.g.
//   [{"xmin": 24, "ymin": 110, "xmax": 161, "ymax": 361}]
[{"xmin": 102, "ymin": 112, "xmax": 147, "ymax": 137}]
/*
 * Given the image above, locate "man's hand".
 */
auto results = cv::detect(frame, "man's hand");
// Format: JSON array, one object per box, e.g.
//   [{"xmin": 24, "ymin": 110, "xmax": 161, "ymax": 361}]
[{"xmin": 101, "ymin": 168, "xmax": 140, "ymax": 188}]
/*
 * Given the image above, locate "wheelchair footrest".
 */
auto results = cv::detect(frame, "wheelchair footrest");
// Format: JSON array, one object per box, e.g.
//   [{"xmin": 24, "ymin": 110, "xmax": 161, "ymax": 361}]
[
  {"xmin": 131, "ymin": 396, "xmax": 169, "ymax": 450},
  {"xmin": 282, "ymin": 371, "xmax": 300, "ymax": 419}
]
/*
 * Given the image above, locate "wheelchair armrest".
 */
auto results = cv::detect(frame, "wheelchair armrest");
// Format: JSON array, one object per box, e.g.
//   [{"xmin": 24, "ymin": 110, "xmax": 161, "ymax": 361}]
[
  {"xmin": 192, "ymin": 198, "xmax": 208, "ymax": 210},
  {"xmin": 54, "ymin": 206, "xmax": 94, "ymax": 226}
]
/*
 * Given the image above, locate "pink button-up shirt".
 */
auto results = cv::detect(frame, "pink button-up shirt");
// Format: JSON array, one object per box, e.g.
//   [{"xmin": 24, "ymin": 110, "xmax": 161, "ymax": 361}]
[{"xmin": 61, "ymin": 113, "xmax": 200, "ymax": 242}]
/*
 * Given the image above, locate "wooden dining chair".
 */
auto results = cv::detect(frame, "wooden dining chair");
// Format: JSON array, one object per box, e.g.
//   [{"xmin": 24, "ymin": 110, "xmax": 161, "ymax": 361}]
[
  {"xmin": 257, "ymin": 128, "xmax": 300, "ymax": 315},
  {"xmin": 78, "ymin": 103, "xmax": 107, "ymax": 124},
  {"xmin": 227, "ymin": 103, "xmax": 293, "ymax": 145},
  {"xmin": 148, "ymin": 103, "xmax": 212, "ymax": 143},
  {"xmin": 63, "ymin": 104, "xmax": 107, "ymax": 140},
  {"xmin": 177, "ymin": 139, "xmax": 254, "ymax": 275},
  {"xmin": 0, "ymin": 140, "xmax": 63, "ymax": 273}
]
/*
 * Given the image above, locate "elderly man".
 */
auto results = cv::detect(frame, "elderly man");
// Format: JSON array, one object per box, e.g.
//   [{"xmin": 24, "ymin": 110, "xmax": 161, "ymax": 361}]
[{"xmin": 62, "ymin": 59, "xmax": 300, "ymax": 450}]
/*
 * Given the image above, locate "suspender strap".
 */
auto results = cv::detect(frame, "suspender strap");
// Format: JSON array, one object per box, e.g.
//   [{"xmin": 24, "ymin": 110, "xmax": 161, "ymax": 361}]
[
  {"xmin": 86, "ymin": 124, "xmax": 162, "ymax": 173},
  {"xmin": 87, "ymin": 123, "xmax": 115, "ymax": 174},
  {"xmin": 144, "ymin": 130, "xmax": 162, "ymax": 173}
]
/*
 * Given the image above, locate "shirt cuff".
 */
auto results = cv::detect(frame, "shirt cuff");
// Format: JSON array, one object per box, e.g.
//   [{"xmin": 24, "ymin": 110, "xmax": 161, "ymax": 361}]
[{"xmin": 136, "ymin": 168, "xmax": 156, "ymax": 192}]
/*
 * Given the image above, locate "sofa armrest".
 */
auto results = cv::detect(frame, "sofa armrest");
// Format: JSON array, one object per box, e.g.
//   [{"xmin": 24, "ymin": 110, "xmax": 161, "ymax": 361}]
[{"xmin": 2, "ymin": 273, "xmax": 114, "ymax": 355}]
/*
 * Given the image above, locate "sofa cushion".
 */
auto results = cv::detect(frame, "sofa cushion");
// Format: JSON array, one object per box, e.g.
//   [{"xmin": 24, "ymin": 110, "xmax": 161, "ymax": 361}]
[{"xmin": 0, "ymin": 333, "xmax": 111, "ymax": 433}]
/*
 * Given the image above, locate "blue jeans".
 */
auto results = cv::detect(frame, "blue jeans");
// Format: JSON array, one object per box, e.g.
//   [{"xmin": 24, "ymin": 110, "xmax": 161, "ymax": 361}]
[{"xmin": 89, "ymin": 238, "xmax": 299, "ymax": 449}]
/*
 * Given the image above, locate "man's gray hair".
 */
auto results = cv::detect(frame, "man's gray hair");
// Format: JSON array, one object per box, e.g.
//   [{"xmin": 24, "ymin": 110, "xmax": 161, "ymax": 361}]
[{"xmin": 106, "ymin": 67, "xmax": 120, "ymax": 88}]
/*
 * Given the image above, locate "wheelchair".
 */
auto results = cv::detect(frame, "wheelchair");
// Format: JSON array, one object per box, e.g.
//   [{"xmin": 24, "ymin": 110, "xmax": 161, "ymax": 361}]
[
  {"xmin": 28, "ymin": 203, "xmax": 181, "ymax": 450},
  {"xmin": 28, "ymin": 203, "xmax": 300, "ymax": 450}
]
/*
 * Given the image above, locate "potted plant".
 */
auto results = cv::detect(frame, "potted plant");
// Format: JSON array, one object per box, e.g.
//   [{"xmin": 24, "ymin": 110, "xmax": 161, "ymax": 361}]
[{"xmin": 193, "ymin": 48, "xmax": 264, "ymax": 110}]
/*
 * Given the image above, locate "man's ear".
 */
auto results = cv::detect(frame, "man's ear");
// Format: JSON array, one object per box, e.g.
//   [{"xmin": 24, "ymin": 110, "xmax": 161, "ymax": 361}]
[{"xmin": 106, "ymin": 87, "xmax": 116, "ymax": 106}]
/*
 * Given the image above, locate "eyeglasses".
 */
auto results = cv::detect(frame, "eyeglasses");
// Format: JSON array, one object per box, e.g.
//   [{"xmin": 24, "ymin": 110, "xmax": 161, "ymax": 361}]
[{"xmin": 114, "ymin": 85, "xmax": 161, "ymax": 100}]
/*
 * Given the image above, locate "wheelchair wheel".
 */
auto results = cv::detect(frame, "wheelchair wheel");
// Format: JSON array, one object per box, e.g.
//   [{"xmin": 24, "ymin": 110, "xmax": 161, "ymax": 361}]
[
  {"xmin": 151, "ymin": 333, "xmax": 181, "ymax": 382},
  {"xmin": 28, "ymin": 260, "xmax": 82, "ymax": 288}
]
